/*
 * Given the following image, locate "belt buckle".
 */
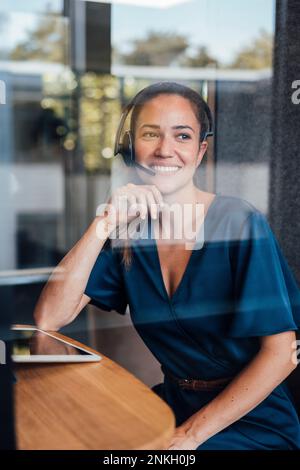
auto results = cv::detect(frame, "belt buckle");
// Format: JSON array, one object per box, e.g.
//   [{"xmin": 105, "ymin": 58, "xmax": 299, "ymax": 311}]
[
  {"xmin": 179, "ymin": 378, "xmax": 194, "ymax": 389},
  {"xmin": 184, "ymin": 378, "xmax": 193, "ymax": 384}
]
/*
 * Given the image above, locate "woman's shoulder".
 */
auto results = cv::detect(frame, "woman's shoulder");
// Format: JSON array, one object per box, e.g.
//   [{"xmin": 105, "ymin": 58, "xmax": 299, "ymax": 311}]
[
  {"xmin": 216, "ymin": 193, "xmax": 259, "ymax": 213},
  {"xmin": 210, "ymin": 193, "xmax": 268, "ymax": 239},
  {"xmin": 215, "ymin": 193, "xmax": 264, "ymax": 219}
]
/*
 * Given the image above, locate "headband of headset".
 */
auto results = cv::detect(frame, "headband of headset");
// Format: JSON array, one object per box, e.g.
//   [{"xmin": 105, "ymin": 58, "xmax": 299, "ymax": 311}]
[{"xmin": 113, "ymin": 87, "xmax": 214, "ymax": 165}]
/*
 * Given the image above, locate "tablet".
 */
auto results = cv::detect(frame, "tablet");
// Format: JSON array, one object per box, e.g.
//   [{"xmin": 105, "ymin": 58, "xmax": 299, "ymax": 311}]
[{"xmin": 11, "ymin": 326, "xmax": 102, "ymax": 363}]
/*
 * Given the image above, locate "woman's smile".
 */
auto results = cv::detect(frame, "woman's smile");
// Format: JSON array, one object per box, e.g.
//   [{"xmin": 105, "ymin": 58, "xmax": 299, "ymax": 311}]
[{"xmin": 150, "ymin": 164, "xmax": 183, "ymax": 174}]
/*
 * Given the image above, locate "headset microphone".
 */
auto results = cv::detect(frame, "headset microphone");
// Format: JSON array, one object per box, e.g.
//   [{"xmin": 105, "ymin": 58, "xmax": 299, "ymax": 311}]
[
  {"xmin": 115, "ymin": 151, "xmax": 156, "ymax": 176},
  {"xmin": 133, "ymin": 161, "xmax": 156, "ymax": 176}
]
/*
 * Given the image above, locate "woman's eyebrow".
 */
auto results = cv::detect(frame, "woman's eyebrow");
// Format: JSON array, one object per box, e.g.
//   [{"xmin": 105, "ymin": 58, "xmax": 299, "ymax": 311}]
[
  {"xmin": 173, "ymin": 125, "xmax": 195, "ymax": 133},
  {"xmin": 139, "ymin": 124, "xmax": 195, "ymax": 133},
  {"xmin": 139, "ymin": 124, "xmax": 160, "ymax": 130}
]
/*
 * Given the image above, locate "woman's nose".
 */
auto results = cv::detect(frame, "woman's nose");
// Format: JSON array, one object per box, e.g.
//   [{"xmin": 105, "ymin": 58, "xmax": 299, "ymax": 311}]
[{"xmin": 154, "ymin": 136, "xmax": 174, "ymax": 157}]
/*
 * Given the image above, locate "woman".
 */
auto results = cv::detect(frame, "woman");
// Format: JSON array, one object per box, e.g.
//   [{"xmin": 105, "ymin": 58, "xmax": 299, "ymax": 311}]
[{"xmin": 34, "ymin": 82, "xmax": 300, "ymax": 450}]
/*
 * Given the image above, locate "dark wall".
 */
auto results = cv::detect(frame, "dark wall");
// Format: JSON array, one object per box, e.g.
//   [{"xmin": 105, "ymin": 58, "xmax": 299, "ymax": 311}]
[
  {"xmin": 215, "ymin": 79, "xmax": 272, "ymax": 166},
  {"xmin": 0, "ymin": 289, "xmax": 15, "ymax": 449},
  {"xmin": 270, "ymin": 0, "xmax": 300, "ymax": 413},
  {"xmin": 270, "ymin": 0, "xmax": 300, "ymax": 283}
]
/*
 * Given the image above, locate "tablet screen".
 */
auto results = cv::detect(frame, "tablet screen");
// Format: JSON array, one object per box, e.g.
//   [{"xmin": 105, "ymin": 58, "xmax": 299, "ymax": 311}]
[{"xmin": 11, "ymin": 328, "xmax": 101, "ymax": 362}]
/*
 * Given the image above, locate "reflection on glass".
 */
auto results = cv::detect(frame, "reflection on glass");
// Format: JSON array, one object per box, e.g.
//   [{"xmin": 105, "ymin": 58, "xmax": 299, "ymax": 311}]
[
  {"xmin": 0, "ymin": 5, "xmax": 66, "ymax": 63},
  {"xmin": 112, "ymin": 0, "xmax": 274, "ymax": 69},
  {"xmin": 11, "ymin": 330, "xmax": 89, "ymax": 356},
  {"xmin": 0, "ymin": 0, "xmax": 275, "ymax": 279},
  {"xmin": 0, "ymin": 4, "xmax": 71, "ymax": 272},
  {"xmin": 80, "ymin": 73, "xmax": 119, "ymax": 172},
  {"xmin": 110, "ymin": 0, "xmax": 275, "ymax": 216}
]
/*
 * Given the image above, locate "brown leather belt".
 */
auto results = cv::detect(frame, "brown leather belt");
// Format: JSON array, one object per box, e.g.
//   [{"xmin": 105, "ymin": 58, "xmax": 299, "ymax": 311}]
[{"xmin": 162, "ymin": 367, "xmax": 233, "ymax": 391}]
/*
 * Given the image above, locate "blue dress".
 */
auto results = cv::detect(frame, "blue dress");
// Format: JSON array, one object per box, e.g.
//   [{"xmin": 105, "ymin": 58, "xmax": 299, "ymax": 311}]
[{"xmin": 84, "ymin": 194, "xmax": 300, "ymax": 450}]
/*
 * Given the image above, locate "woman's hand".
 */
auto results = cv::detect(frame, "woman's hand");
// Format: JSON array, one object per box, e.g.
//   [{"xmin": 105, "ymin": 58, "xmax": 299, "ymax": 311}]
[
  {"xmin": 166, "ymin": 428, "xmax": 200, "ymax": 450},
  {"xmin": 98, "ymin": 183, "xmax": 164, "ymax": 230},
  {"xmin": 165, "ymin": 417, "xmax": 202, "ymax": 450}
]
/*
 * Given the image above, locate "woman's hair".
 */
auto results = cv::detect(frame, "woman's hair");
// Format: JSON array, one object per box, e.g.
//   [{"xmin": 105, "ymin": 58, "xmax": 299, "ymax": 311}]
[{"xmin": 120, "ymin": 81, "xmax": 210, "ymax": 269}]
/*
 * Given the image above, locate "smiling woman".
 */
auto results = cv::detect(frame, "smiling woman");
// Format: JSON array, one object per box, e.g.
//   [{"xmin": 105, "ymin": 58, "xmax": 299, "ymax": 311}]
[
  {"xmin": 34, "ymin": 82, "xmax": 300, "ymax": 451},
  {"xmin": 133, "ymin": 93, "xmax": 207, "ymax": 195},
  {"xmin": 110, "ymin": 81, "xmax": 215, "ymax": 266},
  {"xmin": 85, "ymin": 83, "xmax": 300, "ymax": 450}
]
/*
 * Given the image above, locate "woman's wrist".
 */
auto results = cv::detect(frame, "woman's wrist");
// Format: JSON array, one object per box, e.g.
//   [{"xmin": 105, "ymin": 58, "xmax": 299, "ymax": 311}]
[
  {"xmin": 183, "ymin": 409, "xmax": 212, "ymax": 445},
  {"xmin": 186, "ymin": 426, "xmax": 206, "ymax": 446},
  {"xmin": 94, "ymin": 213, "xmax": 116, "ymax": 240}
]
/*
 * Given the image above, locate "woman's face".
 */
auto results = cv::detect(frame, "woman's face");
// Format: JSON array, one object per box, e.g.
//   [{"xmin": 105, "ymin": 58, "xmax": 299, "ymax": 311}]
[{"xmin": 133, "ymin": 94, "xmax": 208, "ymax": 195}]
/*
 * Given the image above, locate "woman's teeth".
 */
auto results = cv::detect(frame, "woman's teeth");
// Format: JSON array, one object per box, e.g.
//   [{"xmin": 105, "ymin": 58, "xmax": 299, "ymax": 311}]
[{"xmin": 151, "ymin": 165, "xmax": 181, "ymax": 173}]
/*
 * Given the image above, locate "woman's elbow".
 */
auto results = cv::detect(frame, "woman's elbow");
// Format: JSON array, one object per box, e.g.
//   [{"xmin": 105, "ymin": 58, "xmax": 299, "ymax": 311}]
[
  {"xmin": 260, "ymin": 331, "xmax": 298, "ymax": 377},
  {"xmin": 34, "ymin": 306, "xmax": 58, "ymax": 331},
  {"xmin": 33, "ymin": 295, "xmax": 63, "ymax": 331},
  {"xmin": 33, "ymin": 300, "xmax": 77, "ymax": 331}
]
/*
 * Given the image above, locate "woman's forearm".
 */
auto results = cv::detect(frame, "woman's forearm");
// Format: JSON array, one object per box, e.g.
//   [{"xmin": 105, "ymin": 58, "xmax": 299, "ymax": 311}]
[
  {"xmin": 33, "ymin": 214, "xmax": 112, "ymax": 331},
  {"xmin": 185, "ymin": 334, "xmax": 296, "ymax": 445}
]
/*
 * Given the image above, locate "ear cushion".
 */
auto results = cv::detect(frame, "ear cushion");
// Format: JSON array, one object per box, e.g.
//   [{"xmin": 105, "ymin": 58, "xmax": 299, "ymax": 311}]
[
  {"xmin": 200, "ymin": 102, "xmax": 213, "ymax": 142},
  {"xmin": 121, "ymin": 131, "xmax": 134, "ymax": 166},
  {"xmin": 200, "ymin": 129, "xmax": 207, "ymax": 142}
]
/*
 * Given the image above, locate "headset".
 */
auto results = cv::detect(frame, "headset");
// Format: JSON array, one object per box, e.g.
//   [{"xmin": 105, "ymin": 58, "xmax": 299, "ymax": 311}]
[{"xmin": 113, "ymin": 85, "xmax": 214, "ymax": 176}]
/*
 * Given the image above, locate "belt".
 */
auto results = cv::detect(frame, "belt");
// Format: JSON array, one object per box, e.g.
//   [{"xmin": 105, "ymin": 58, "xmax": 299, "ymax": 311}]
[{"xmin": 161, "ymin": 366, "xmax": 233, "ymax": 391}]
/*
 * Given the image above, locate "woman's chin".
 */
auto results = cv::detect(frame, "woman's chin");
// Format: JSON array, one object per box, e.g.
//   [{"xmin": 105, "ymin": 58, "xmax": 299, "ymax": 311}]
[
  {"xmin": 135, "ymin": 168, "xmax": 191, "ymax": 195},
  {"xmin": 151, "ymin": 178, "xmax": 185, "ymax": 195}
]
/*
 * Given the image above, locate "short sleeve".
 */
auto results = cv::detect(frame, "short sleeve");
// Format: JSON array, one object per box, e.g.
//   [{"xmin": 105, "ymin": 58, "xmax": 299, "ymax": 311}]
[
  {"xmin": 84, "ymin": 240, "xmax": 128, "ymax": 315},
  {"xmin": 229, "ymin": 211, "xmax": 300, "ymax": 337}
]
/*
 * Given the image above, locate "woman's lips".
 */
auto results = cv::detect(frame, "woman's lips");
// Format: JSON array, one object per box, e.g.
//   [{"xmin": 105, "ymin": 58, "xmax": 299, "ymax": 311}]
[{"xmin": 150, "ymin": 165, "xmax": 182, "ymax": 174}]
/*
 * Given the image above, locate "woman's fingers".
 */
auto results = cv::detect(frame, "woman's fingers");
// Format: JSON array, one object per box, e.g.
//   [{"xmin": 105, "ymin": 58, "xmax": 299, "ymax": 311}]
[
  {"xmin": 108, "ymin": 183, "xmax": 164, "ymax": 225},
  {"xmin": 112, "ymin": 191, "xmax": 137, "ymax": 224},
  {"xmin": 126, "ymin": 185, "xmax": 164, "ymax": 221},
  {"xmin": 127, "ymin": 194, "xmax": 138, "ymax": 218},
  {"xmin": 145, "ymin": 190, "xmax": 158, "ymax": 219},
  {"xmin": 149, "ymin": 185, "xmax": 164, "ymax": 208},
  {"xmin": 136, "ymin": 192, "xmax": 148, "ymax": 220},
  {"xmin": 141, "ymin": 185, "xmax": 164, "ymax": 220}
]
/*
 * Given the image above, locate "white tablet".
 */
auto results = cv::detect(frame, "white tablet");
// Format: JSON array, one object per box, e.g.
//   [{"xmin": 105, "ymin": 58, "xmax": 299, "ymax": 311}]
[{"xmin": 11, "ymin": 326, "xmax": 102, "ymax": 363}]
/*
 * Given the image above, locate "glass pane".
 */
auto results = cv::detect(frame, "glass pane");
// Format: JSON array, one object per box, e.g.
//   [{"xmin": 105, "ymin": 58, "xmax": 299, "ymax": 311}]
[
  {"xmin": 0, "ymin": 0, "xmax": 63, "ymax": 15},
  {"xmin": 0, "ymin": 8, "xmax": 68, "ymax": 63},
  {"xmin": 111, "ymin": 0, "xmax": 275, "ymax": 214},
  {"xmin": 112, "ymin": 0, "xmax": 274, "ymax": 69},
  {"xmin": 0, "ymin": 6, "xmax": 70, "ymax": 273},
  {"xmin": 0, "ymin": 0, "xmax": 276, "ymax": 273}
]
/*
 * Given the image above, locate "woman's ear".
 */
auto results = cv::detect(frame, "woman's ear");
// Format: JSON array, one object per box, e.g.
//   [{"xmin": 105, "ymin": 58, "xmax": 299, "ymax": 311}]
[{"xmin": 196, "ymin": 141, "xmax": 208, "ymax": 167}]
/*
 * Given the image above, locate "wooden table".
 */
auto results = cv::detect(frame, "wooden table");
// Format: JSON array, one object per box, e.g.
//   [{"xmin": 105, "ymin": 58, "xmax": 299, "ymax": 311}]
[{"xmin": 14, "ymin": 326, "xmax": 175, "ymax": 450}]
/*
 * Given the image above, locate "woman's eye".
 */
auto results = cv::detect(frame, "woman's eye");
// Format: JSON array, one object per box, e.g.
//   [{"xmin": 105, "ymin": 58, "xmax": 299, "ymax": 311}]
[
  {"xmin": 177, "ymin": 133, "xmax": 191, "ymax": 140},
  {"xmin": 142, "ymin": 132, "xmax": 158, "ymax": 138}
]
